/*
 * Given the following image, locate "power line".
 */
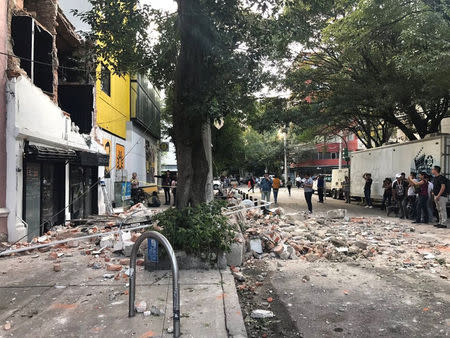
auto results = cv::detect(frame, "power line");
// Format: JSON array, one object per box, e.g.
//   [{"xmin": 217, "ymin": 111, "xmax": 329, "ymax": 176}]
[{"xmin": 1, "ymin": 75, "xmax": 162, "ymax": 252}]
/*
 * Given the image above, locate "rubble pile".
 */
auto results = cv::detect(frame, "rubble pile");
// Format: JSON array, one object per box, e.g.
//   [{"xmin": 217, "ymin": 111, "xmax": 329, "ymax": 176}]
[{"xmin": 239, "ymin": 207, "xmax": 449, "ymax": 276}]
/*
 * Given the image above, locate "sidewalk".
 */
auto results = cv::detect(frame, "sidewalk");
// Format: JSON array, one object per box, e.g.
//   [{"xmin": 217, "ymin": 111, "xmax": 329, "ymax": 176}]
[{"xmin": 0, "ymin": 247, "xmax": 246, "ymax": 337}]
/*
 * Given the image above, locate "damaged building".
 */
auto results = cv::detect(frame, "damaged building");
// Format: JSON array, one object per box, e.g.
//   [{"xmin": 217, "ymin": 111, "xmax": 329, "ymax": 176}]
[{"xmin": 4, "ymin": 0, "xmax": 108, "ymax": 242}]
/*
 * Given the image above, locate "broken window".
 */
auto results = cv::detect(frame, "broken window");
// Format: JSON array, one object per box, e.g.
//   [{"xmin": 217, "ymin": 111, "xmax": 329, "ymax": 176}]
[
  {"xmin": 11, "ymin": 16, "xmax": 53, "ymax": 95},
  {"xmin": 100, "ymin": 63, "xmax": 111, "ymax": 96}
]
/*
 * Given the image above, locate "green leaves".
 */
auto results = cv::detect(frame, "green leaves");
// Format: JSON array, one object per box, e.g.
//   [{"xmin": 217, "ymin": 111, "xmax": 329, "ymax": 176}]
[{"xmin": 154, "ymin": 200, "xmax": 234, "ymax": 257}]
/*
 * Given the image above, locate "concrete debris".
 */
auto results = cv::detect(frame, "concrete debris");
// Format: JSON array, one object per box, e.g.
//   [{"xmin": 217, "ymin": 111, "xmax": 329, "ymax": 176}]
[
  {"xmin": 135, "ymin": 300, "xmax": 147, "ymax": 313},
  {"xmin": 103, "ymin": 273, "xmax": 115, "ymax": 279},
  {"xmin": 250, "ymin": 309, "xmax": 275, "ymax": 319},
  {"xmin": 106, "ymin": 264, "xmax": 122, "ymax": 272},
  {"xmin": 150, "ymin": 305, "xmax": 165, "ymax": 316},
  {"xmin": 53, "ymin": 263, "xmax": 61, "ymax": 272},
  {"xmin": 234, "ymin": 207, "xmax": 449, "ymax": 274},
  {"xmin": 249, "ymin": 239, "xmax": 263, "ymax": 254}
]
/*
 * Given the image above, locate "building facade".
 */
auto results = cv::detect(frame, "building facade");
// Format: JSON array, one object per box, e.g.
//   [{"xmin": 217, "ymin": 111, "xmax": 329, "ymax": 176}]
[
  {"xmin": 96, "ymin": 68, "xmax": 161, "ymax": 208},
  {"xmin": 5, "ymin": 0, "xmax": 108, "ymax": 241},
  {"xmin": 290, "ymin": 133, "xmax": 361, "ymax": 175}
]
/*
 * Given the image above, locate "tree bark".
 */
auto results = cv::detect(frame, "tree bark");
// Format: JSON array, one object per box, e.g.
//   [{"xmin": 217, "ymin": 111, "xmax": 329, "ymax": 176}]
[{"xmin": 172, "ymin": 0, "xmax": 214, "ymax": 208}]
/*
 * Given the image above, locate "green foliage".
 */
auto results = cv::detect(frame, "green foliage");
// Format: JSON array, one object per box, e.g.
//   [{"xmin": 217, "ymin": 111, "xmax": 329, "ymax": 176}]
[
  {"xmin": 154, "ymin": 200, "xmax": 234, "ymax": 256},
  {"xmin": 282, "ymin": 0, "xmax": 450, "ymax": 145}
]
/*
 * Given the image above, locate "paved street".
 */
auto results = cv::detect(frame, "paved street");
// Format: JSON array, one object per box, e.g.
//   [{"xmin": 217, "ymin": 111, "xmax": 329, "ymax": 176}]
[
  {"xmin": 237, "ymin": 186, "xmax": 450, "ymax": 337},
  {"xmin": 247, "ymin": 186, "xmax": 389, "ymax": 217}
]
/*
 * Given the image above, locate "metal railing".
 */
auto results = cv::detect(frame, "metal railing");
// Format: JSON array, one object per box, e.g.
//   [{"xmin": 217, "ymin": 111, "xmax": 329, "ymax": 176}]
[{"xmin": 128, "ymin": 231, "xmax": 180, "ymax": 338}]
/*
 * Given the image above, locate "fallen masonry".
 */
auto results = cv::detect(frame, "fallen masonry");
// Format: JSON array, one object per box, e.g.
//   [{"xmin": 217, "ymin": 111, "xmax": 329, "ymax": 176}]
[{"xmin": 228, "ymin": 206, "xmax": 449, "ymax": 277}]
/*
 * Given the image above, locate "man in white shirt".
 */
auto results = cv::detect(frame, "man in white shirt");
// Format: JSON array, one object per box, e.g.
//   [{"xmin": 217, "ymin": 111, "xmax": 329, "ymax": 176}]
[{"xmin": 427, "ymin": 177, "xmax": 435, "ymax": 222}]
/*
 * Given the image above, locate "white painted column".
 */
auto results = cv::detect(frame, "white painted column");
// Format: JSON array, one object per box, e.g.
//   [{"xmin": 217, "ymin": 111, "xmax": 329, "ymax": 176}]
[{"xmin": 65, "ymin": 162, "xmax": 70, "ymax": 221}]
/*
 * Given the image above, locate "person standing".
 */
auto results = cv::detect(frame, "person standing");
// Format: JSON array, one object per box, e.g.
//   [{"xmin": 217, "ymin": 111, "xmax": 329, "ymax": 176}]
[
  {"xmin": 303, "ymin": 173, "xmax": 314, "ymax": 213},
  {"xmin": 427, "ymin": 177, "xmax": 435, "ymax": 222},
  {"xmin": 392, "ymin": 173, "xmax": 408, "ymax": 218},
  {"xmin": 431, "ymin": 166, "xmax": 448, "ymax": 228},
  {"xmin": 363, "ymin": 173, "xmax": 373, "ymax": 208},
  {"xmin": 248, "ymin": 176, "xmax": 255, "ymax": 193},
  {"xmin": 272, "ymin": 175, "xmax": 281, "ymax": 204},
  {"xmin": 317, "ymin": 175, "xmax": 325, "ymax": 203},
  {"xmin": 286, "ymin": 177, "xmax": 293, "ymax": 196},
  {"xmin": 381, "ymin": 178, "xmax": 392, "ymax": 210},
  {"xmin": 154, "ymin": 171, "xmax": 172, "ymax": 205},
  {"xmin": 407, "ymin": 172, "xmax": 418, "ymax": 219},
  {"xmin": 171, "ymin": 176, "xmax": 177, "ymax": 206},
  {"xmin": 296, "ymin": 175, "xmax": 302, "ymax": 189},
  {"xmin": 343, "ymin": 176, "xmax": 350, "ymax": 203},
  {"xmin": 130, "ymin": 172, "xmax": 140, "ymax": 204},
  {"xmin": 408, "ymin": 172, "xmax": 429, "ymax": 224},
  {"xmin": 260, "ymin": 173, "xmax": 272, "ymax": 206}
]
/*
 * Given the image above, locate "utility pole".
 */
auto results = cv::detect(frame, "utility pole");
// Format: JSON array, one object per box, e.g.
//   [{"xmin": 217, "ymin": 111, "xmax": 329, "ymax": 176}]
[{"xmin": 338, "ymin": 133, "xmax": 343, "ymax": 169}]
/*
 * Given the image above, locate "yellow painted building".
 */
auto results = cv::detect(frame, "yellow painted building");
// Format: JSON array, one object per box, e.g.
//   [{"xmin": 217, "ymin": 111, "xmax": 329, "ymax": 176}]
[
  {"xmin": 96, "ymin": 63, "xmax": 130, "ymax": 138},
  {"xmin": 95, "ymin": 64, "xmax": 161, "ymax": 205}
]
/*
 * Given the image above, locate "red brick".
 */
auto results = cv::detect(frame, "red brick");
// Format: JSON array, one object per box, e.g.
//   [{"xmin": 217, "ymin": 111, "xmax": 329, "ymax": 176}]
[{"xmin": 106, "ymin": 264, "xmax": 122, "ymax": 271}]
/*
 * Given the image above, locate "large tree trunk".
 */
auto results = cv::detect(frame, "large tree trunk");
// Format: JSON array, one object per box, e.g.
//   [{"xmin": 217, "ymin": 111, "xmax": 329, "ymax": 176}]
[{"xmin": 172, "ymin": 0, "xmax": 214, "ymax": 208}]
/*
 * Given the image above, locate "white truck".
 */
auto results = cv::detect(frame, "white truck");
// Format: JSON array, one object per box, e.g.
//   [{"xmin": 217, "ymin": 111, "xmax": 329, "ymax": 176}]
[
  {"xmin": 331, "ymin": 168, "xmax": 349, "ymax": 199},
  {"xmin": 350, "ymin": 134, "xmax": 450, "ymax": 200}
]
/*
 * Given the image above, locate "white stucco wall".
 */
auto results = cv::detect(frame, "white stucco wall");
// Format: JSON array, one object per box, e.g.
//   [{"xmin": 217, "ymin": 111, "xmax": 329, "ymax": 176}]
[{"xmin": 5, "ymin": 76, "xmax": 105, "ymax": 241}]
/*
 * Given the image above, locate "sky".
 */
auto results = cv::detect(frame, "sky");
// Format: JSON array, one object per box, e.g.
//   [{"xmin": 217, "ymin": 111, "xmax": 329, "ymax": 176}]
[{"xmin": 59, "ymin": 0, "xmax": 177, "ymax": 32}]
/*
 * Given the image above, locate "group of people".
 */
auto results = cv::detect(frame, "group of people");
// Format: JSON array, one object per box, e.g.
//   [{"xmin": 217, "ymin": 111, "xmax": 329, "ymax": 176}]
[
  {"xmin": 365, "ymin": 166, "xmax": 448, "ymax": 228},
  {"xmin": 258, "ymin": 173, "xmax": 282, "ymax": 205},
  {"xmin": 129, "ymin": 170, "xmax": 177, "ymax": 208}
]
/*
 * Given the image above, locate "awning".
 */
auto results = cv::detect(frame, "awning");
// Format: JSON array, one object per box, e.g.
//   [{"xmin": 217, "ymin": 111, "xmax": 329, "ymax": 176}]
[
  {"xmin": 25, "ymin": 144, "xmax": 77, "ymax": 162},
  {"xmin": 77, "ymin": 151, "xmax": 110, "ymax": 167}
]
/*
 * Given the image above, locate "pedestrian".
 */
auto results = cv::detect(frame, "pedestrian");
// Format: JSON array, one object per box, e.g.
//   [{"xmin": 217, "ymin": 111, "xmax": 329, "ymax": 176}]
[
  {"xmin": 286, "ymin": 177, "xmax": 293, "ymax": 196},
  {"xmin": 343, "ymin": 176, "xmax": 350, "ymax": 203},
  {"xmin": 427, "ymin": 177, "xmax": 435, "ymax": 222},
  {"xmin": 431, "ymin": 165, "xmax": 448, "ymax": 228},
  {"xmin": 248, "ymin": 176, "xmax": 255, "ymax": 193},
  {"xmin": 381, "ymin": 177, "xmax": 392, "ymax": 210},
  {"xmin": 260, "ymin": 173, "xmax": 272, "ymax": 206},
  {"xmin": 392, "ymin": 173, "xmax": 408, "ymax": 218},
  {"xmin": 408, "ymin": 172, "xmax": 429, "ymax": 224},
  {"xmin": 363, "ymin": 173, "xmax": 373, "ymax": 208},
  {"xmin": 317, "ymin": 174, "xmax": 325, "ymax": 203},
  {"xmin": 148, "ymin": 191, "xmax": 161, "ymax": 207},
  {"xmin": 296, "ymin": 175, "xmax": 301, "ymax": 189},
  {"xmin": 303, "ymin": 173, "xmax": 314, "ymax": 213},
  {"xmin": 171, "ymin": 176, "xmax": 177, "ymax": 206},
  {"xmin": 272, "ymin": 175, "xmax": 281, "ymax": 204},
  {"xmin": 154, "ymin": 170, "xmax": 172, "ymax": 205},
  {"xmin": 406, "ymin": 172, "xmax": 418, "ymax": 219},
  {"xmin": 130, "ymin": 172, "xmax": 139, "ymax": 204}
]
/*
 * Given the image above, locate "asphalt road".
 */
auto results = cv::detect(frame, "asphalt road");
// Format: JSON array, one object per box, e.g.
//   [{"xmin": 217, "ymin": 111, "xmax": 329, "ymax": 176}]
[{"xmin": 246, "ymin": 186, "xmax": 388, "ymax": 217}]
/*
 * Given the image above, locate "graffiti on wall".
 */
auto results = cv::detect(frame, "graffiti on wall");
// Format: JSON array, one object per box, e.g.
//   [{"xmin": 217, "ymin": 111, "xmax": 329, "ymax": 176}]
[{"xmin": 410, "ymin": 146, "xmax": 437, "ymax": 174}]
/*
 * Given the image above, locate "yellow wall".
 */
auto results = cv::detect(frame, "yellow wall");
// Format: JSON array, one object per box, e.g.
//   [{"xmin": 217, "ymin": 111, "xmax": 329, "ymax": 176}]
[{"xmin": 96, "ymin": 65, "xmax": 130, "ymax": 139}]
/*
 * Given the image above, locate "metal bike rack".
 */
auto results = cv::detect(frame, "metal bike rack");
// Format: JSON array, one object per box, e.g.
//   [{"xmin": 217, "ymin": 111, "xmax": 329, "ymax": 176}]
[{"xmin": 128, "ymin": 231, "xmax": 180, "ymax": 338}]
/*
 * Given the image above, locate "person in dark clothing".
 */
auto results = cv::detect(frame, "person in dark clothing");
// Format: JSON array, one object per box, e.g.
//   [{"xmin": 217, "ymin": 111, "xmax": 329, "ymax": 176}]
[
  {"xmin": 408, "ymin": 172, "xmax": 429, "ymax": 224},
  {"xmin": 154, "ymin": 171, "xmax": 172, "ymax": 205},
  {"xmin": 343, "ymin": 176, "xmax": 350, "ymax": 203},
  {"xmin": 248, "ymin": 176, "xmax": 255, "ymax": 193},
  {"xmin": 381, "ymin": 178, "xmax": 392, "ymax": 210},
  {"xmin": 363, "ymin": 173, "xmax": 373, "ymax": 208},
  {"xmin": 392, "ymin": 173, "xmax": 408, "ymax": 218},
  {"xmin": 317, "ymin": 175, "xmax": 325, "ymax": 203},
  {"xmin": 431, "ymin": 165, "xmax": 448, "ymax": 228},
  {"xmin": 286, "ymin": 177, "xmax": 293, "ymax": 196},
  {"xmin": 148, "ymin": 191, "xmax": 161, "ymax": 207}
]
